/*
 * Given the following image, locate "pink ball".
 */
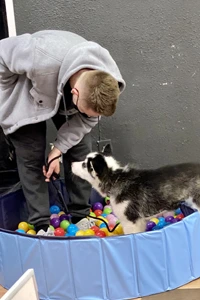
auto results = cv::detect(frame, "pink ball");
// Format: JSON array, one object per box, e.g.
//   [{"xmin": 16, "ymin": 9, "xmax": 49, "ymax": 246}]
[
  {"xmin": 163, "ymin": 211, "xmax": 174, "ymax": 218},
  {"xmin": 104, "ymin": 205, "xmax": 112, "ymax": 210},
  {"xmin": 108, "ymin": 217, "xmax": 118, "ymax": 226},
  {"xmin": 50, "ymin": 214, "xmax": 59, "ymax": 220},
  {"xmin": 106, "ymin": 214, "xmax": 116, "ymax": 221}
]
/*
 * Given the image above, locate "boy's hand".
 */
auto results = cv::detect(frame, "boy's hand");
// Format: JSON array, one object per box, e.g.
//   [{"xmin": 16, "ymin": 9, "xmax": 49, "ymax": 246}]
[{"xmin": 43, "ymin": 147, "xmax": 62, "ymax": 182}]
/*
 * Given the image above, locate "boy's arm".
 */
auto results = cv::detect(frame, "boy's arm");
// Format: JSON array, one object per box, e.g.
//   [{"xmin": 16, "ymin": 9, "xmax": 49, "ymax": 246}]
[{"xmin": 54, "ymin": 113, "xmax": 99, "ymax": 153}]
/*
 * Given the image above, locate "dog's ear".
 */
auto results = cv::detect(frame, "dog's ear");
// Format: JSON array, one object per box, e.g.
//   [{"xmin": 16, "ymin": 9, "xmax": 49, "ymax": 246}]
[
  {"xmin": 102, "ymin": 143, "xmax": 112, "ymax": 156},
  {"xmin": 90, "ymin": 155, "xmax": 108, "ymax": 178}
]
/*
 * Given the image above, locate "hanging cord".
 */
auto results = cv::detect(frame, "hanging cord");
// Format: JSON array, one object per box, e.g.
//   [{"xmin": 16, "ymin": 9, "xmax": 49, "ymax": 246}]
[{"xmin": 45, "ymin": 155, "xmax": 69, "ymax": 214}]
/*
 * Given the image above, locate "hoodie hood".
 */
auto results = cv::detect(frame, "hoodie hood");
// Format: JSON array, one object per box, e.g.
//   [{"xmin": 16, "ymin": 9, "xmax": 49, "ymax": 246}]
[{"xmin": 58, "ymin": 41, "xmax": 126, "ymax": 93}]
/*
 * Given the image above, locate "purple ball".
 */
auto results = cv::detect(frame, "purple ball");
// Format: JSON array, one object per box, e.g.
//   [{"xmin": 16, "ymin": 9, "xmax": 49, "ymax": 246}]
[
  {"xmin": 92, "ymin": 202, "xmax": 104, "ymax": 211},
  {"xmin": 50, "ymin": 217, "xmax": 60, "ymax": 228},
  {"xmin": 171, "ymin": 218, "xmax": 178, "ymax": 224},
  {"xmin": 59, "ymin": 214, "xmax": 70, "ymax": 222},
  {"xmin": 165, "ymin": 216, "xmax": 174, "ymax": 223},
  {"xmin": 146, "ymin": 221, "xmax": 156, "ymax": 231}
]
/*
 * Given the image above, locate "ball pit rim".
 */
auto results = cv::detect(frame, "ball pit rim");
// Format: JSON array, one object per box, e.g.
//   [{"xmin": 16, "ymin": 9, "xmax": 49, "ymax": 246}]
[{"xmin": 2, "ymin": 211, "xmax": 198, "ymax": 240}]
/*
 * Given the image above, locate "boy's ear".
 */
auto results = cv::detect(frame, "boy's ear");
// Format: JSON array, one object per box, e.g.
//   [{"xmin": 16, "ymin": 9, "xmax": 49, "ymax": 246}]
[
  {"xmin": 90, "ymin": 155, "xmax": 108, "ymax": 177},
  {"xmin": 102, "ymin": 143, "xmax": 112, "ymax": 156}
]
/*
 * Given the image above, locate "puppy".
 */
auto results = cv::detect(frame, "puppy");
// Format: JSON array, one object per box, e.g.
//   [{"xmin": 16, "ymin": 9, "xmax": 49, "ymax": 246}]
[{"xmin": 72, "ymin": 145, "xmax": 200, "ymax": 234}]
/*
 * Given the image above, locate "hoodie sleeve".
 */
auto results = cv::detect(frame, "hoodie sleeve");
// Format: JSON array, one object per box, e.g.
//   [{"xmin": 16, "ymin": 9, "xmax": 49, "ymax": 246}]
[
  {"xmin": 53, "ymin": 113, "xmax": 98, "ymax": 153},
  {"xmin": 0, "ymin": 34, "xmax": 35, "ymax": 88}
]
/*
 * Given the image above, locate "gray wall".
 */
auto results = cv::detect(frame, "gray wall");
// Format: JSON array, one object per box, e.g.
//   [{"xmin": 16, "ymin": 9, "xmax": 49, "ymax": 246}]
[{"xmin": 14, "ymin": 0, "xmax": 200, "ymax": 168}]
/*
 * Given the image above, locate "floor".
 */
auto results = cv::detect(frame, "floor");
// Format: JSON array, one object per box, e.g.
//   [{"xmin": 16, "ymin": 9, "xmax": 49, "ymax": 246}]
[{"xmin": 0, "ymin": 278, "xmax": 200, "ymax": 299}]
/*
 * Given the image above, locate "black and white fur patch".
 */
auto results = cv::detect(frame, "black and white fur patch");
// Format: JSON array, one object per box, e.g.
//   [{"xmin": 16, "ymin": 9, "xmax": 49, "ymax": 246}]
[{"xmin": 72, "ymin": 145, "xmax": 200, "ymax": 235}]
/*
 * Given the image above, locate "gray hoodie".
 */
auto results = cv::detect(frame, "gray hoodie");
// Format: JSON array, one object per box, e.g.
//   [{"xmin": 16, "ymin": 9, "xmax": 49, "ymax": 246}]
[{"xmin": 0, "ymin": 30, "xmax": 125, "ymax": 153}]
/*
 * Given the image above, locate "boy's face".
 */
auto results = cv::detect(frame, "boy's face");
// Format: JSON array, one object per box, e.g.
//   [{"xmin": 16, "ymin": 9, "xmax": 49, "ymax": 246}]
[{"xmin": 71, "ymin": 82, "xmax": 100, "ymax": 118}]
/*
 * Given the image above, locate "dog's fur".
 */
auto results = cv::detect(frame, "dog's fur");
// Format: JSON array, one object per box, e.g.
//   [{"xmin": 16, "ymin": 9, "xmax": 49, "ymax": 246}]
[{"xmin": 72, "ymin": 145, "xmax": 200, "ymax": 234}]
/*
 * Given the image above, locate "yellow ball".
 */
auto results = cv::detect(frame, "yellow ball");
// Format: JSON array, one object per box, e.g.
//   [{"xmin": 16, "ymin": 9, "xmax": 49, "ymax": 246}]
[
  {"xmin": 18, "ymin": 222, "xmax": 29, "ymax": 232},
  {"xmin": 114, "ymin": 224, "xmax": 124, "ymax": 235},
  {"xmin": 75, "ymin": 230, "xmax": 85, "ymax": 236},
  {"xmin": 84, "ymin": 229, "xmax": 95, "ymax": 236},
  {"xmin": 27, "ymin": 229, "xmax": 36, "ymax": 235},
  {"xmin": 150, "ymin": 218, "xmax": 159, "ymax": 225},
  {"xmin": 107, "ymin": 231, "xmax": 117, "ymax": 237},
  {"xmin": 58, "ymin": 211, "xmax": 65, "ymax": 216},
  {"xmin": 95, "ymin": 217, "xmax": 108, "ymax": 227}
]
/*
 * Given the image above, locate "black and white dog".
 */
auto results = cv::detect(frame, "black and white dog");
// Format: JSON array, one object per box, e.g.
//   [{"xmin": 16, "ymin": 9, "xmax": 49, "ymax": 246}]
[{"xmin": 72, "ymin": 145, "xmax": 200, "ymax": 234}]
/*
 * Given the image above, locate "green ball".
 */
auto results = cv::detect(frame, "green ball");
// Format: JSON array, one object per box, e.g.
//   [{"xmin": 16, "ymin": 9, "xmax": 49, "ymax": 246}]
[
  {"xmin": 49, "ymin": 225, "xmax": 55, "ymax": 231},
  {"xmin": 105, "ymin": 196, "xmax": 110, "ymax": 204},
  {"xmin": 103, "ymin": 207, "xmax": 112, "ymax": 215},
  {"xmin": 28, "ymin": 223, "xmax": 35, "ymax": 230},
  {"xmin": 89, "ymin": 212, "xmax": 96, "ymax": 217},
  {"xmin": 60, "ymin": 220, "xmax": 70, "ymax": 231}
]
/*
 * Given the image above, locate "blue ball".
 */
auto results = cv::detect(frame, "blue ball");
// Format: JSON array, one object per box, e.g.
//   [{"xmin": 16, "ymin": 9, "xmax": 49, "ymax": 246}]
[
  {"xmin": 99, "ymin": 223, "xmax": 107, "ymax": 229},
  {"xmin": 175, "ymin": 208, "xmax": 182, "ymax": 215},
  {"xmin": 67, "ymin": 224, "xmax": 79, "ymax": 235},
  {"xmin": 50, "ymin": 205, "xmax": 60, "ymax": 214},
  {"xmin": 16, "ymin": 229, "xmax": 26, "ymax": 234},
  {"xmin": 158, "ymin": 217, "xmax": 165, "ymax": 223},
  {"xmin": 152, "ymin": 225, "xmax": 159, "ymax": 231},
  {"xmin": 157, "ymin": 221, "xmax": 165, "ymax": 229},
  {"xmin": 101, "ymin": 213, "xmax": 107, "ymax": 218}
]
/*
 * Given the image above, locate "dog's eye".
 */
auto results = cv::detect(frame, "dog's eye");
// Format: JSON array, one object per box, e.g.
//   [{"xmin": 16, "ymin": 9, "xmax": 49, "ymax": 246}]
[{"xmin": 82, "ymin": 162, "xmax": 86, "ymax": 168}]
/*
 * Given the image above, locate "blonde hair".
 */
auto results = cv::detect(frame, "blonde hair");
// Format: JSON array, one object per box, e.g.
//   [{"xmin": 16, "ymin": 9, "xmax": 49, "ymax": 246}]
[{"xmin": 82, "ymin": 70, "xmax": 120, "ymax": 116}]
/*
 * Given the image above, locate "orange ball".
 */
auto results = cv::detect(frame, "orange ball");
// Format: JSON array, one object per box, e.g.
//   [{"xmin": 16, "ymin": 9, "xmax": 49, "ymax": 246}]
[{"xmin": 94, "ymin": 210, "xmax": 103, "ymax": 217}]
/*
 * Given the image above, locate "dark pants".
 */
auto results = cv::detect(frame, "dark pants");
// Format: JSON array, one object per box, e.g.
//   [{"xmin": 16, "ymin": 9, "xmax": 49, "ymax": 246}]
[{"xmin": 8, "ymin": 114, "xmax": 92, "ymax": 227}]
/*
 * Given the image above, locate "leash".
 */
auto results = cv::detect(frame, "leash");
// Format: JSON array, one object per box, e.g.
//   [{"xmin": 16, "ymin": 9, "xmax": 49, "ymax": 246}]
[{"xmin": 46, "ymin": 155, "xmax": 120, "ymax": 233}]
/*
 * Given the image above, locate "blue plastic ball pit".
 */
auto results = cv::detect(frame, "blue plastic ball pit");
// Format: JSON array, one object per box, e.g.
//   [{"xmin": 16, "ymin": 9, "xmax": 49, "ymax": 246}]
[{"xmin": 0, "ymin": 180, "xmax": 200, "ymax": 300}]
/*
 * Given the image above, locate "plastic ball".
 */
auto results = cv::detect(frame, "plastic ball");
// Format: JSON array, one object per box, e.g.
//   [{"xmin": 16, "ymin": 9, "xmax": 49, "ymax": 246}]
[
  {"xmin": 59, "ymin": 214, "xmax": 70, "ymax": 222},
  {"xmin": 91, "ymin": 226, "xmax": 100, "ymax": 233},
  {"xmin": 108, "ymin": 217, "xmax": 118, "ymax": 226},
  {"xmin": 94, "ymin": 210, "xmax": 103, "ymax": 217},
  {"xmin": 28, "ymin": 223, "xmax": 35, "ymax": 230},
  {"xmin": 54, "ymin": 227, "xmax": 65, "ymax": 236},
  {"xmin": 49, "ymin": 225, "xmax": 55, "ymax": 231},
  {"xmin": 103, "ymin": 207, "xmax": 112, "ymax": 215},
  {"xmin": 67, "ymin": 224, "xmax": 79, "ymax": 235},
  {"xmin": 18, "ymin": 222, "xmax": 29, "ymax": 232},
  {"xmin": 89, "ymin": 212, "xmax": 96, "ymax": 218},
  {"xmin": 27, "ymin": 229, "xmax": 36, "ymax": 235},
  {"xmin": 165, "ymin": 216, "xmax": 174, "ymax": 223},
  {"xmin": 163, "ymin": 211, "xmax": 174, "ymax": 218},
  {"xmin": 114, "ymin": 224, "xmax": 124, "ymax": 235},
  {"xmin": 75, "ymin": 230, "xmax": 85, "ymax": 236},
  {"xmin": 150, "ymin": 218, "xmax": 159, "ymax": 225},
  {"xmin": 60, "ymin": 220, "xmax": 70, "ymax": 231},
  {"xmin": 171, "ymin": 218, "xmax": 178, "ymax": 224},
  {"xmin": 50, "ymin": 214, "xmax": 59, "ymax": 220},
  {"xmin": 99, "ymin": 223, "xmax": 107, "ymax": 229},
  {"xmin": 176, "ymin": 213, "xmax": 184, "ymax": 221},
  {"xmin": 58, "ymin": 211, "xmax": 65, "ymax": 216},
  {"xmin": 157, "ymin": 222, "xmax": 165, "ymax": 229},
  {"xmin": 92, "ymin": 202, "xmax": 104, "ymax": 211},
  {"xmin": 16, "ymin": 229, "xmax": 26, "ymax": 234},
  {"xmin": 99, "ymin": 228, "xmax": 109, "ymax": 236},
  {"xmin": 95, "ymin": 217, "xmax": 108, "ymax": 227},
  {"xmin": 100, "ymin": 213, "xmax": 107, "ymax": 218},
  {"xmin": 50, "ymin": 205, "xmax": 60, "ymax": 214},
  {"xmin": 50, "ymin": 217, "xmax": 60, "ymax": 228},
  {"xmin": 84, "ymin": 229, "xmax": 95, "ymax": 236},
  {"xmin": 146, "ymin": 221, "xmax": 156, "ymax": 231},
  {"xmin": 175, "ymin": 208, "xmax": 182, "ymax": 215},
  {"xmin": 105, "ymin": 196, "xmax": 110, "ymax": 204},
  {"xmin": 95, "ymin": 230, "xmax": 106, "ymax": 238}
]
